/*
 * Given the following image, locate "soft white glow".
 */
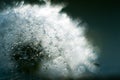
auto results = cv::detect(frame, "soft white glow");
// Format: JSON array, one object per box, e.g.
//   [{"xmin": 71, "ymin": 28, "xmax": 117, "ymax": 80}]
[{"xmin": 0, "ymin": 1, "xmax": 98, "ymax": 79}]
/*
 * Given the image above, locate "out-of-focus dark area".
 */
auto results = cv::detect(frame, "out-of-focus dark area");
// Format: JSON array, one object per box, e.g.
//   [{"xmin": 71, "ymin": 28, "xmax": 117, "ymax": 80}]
[
  {"xmin": 0, "ymin": 0, "xmax": 120, "ymax": 80},
  {"xmin": 53, "ymin": 0, "xmax": 120, "ymax": 79}
]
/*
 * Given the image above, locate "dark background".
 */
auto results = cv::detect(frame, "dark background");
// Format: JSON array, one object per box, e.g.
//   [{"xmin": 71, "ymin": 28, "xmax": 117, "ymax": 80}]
[
  {"xmin": 53, "ymin": 0, "xmax": 120, "ymax": 77},
  {"xmin": 0, "ymin": 0, "xmax": 120, "ymax": 79},
  {"xmin": 62, "ymin": 0, "xmax": 120, "ymax": 76}
]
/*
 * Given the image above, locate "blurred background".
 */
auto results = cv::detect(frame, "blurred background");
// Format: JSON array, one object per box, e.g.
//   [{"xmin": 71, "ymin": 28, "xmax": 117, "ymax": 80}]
[{"xmin": 60, "ymin": 0, "xmax": 120, "ymax": 79}]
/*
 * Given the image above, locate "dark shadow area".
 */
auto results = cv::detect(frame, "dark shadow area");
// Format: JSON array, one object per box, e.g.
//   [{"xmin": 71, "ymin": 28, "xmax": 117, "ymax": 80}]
[
  {"xmin": 2, "ymin": 75, "xmax": 120, "ymax": 80},
  {"xmin": 0, "ymin": 0, "xmax": 46, "ymax": 10},
  {"xmin": 10, "ymin": 42, "xmax": 46, "ymax": 75}
]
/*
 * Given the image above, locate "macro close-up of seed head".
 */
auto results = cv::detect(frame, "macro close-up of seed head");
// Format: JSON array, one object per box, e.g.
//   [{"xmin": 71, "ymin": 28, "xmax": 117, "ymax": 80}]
[{"xmin": 0, "ymin": 0, "xmax": 103, "ymax": 80}]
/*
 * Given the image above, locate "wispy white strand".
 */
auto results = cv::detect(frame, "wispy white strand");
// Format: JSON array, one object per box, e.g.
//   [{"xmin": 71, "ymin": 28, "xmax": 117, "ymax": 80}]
[{"xmin": 0, "ymin": 2, "xmax": 98, "ymax": 78}]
